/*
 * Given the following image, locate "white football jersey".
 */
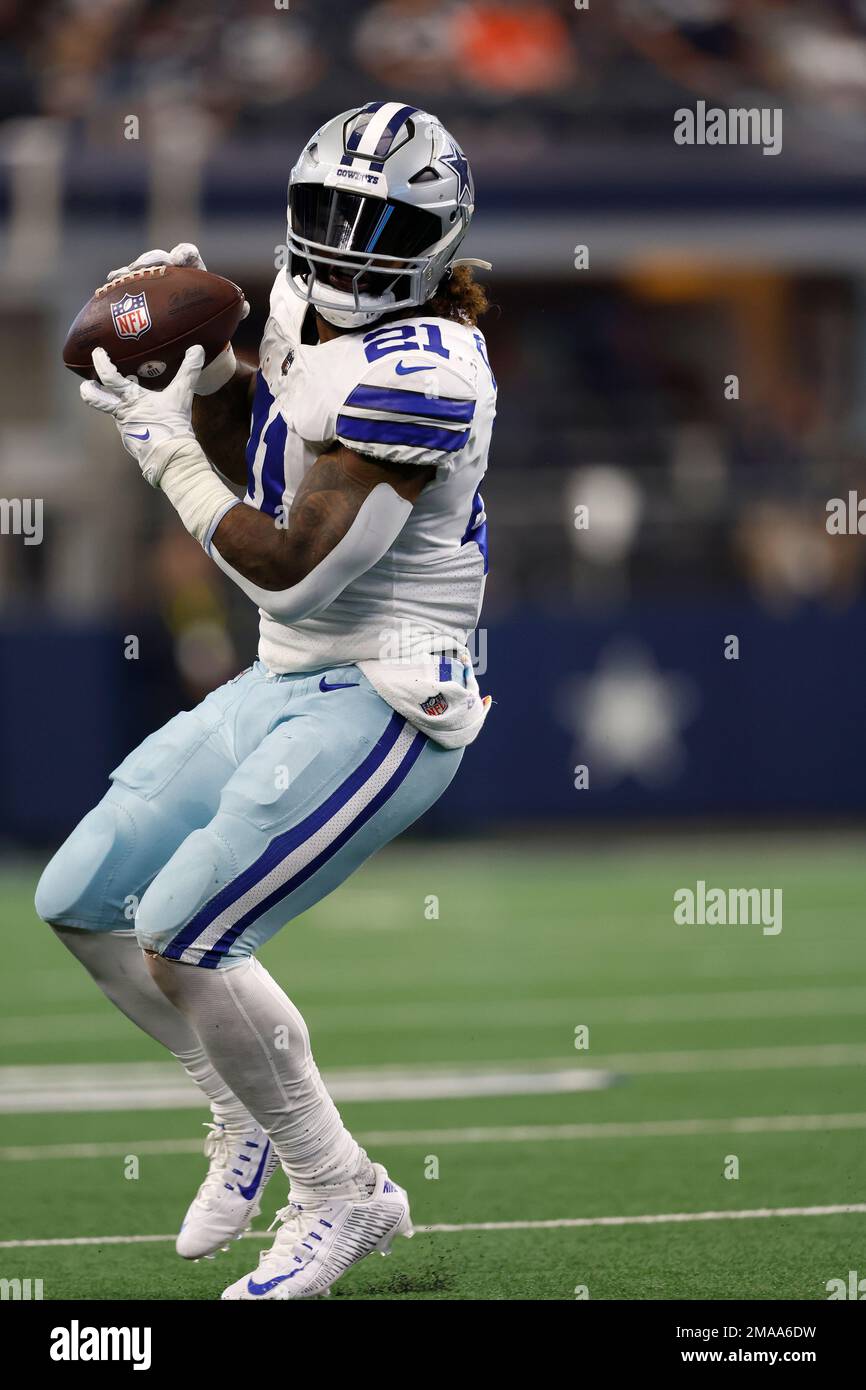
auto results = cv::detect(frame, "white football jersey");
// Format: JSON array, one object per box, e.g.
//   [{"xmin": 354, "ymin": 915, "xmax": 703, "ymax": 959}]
[{"xmin": 244, "ymin": 272, "xmax": 496, "ymax": 672}]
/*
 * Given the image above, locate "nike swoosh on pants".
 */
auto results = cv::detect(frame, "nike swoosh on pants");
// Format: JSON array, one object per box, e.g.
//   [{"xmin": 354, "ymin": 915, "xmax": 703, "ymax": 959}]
[{"xmin": 319, "ymin": 677, "xmax": 360, "ymax": 692}]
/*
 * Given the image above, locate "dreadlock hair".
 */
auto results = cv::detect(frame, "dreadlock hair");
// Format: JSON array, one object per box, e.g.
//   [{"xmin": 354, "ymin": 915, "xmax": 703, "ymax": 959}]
[{"xmin": 425, "ymin": 264, "xmax": 490, "ymax": 326}]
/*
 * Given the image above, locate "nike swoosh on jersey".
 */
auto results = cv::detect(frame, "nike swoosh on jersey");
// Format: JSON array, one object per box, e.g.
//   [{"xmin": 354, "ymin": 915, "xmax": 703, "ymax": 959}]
[
  {"xmin": 237, "ymin": 1142, "xmax": 271, "ymax": 1201},
  {"xmin": 319, "ymin": 677, "xmax": 360, "ymax": 692},
  {"xmin": 125, "ymin": 430, "xmax": 150, "ymax": 440},
  {"xmin": 394, "ymin": 361, "xmax": 432, "ymax": 375}
]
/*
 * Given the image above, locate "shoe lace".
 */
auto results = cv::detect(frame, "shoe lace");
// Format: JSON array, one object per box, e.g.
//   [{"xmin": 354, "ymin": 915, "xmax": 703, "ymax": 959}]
[
  {"xmin": 196, "ymin": 1122, "xmax": 263, "ymax": 1207},
  {"xmin": 195, "ymin": 1123, "xmax": 231, "ymax": 1206},
  {"xmin": 259, "ymin": 1202, "xmax": 332, "ymax": 1271}
]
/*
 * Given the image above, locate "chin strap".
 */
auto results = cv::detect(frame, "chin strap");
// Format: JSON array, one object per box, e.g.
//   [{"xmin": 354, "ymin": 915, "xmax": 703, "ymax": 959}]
[
  {"xmin": 311, "ymin": 274, "xmax": 396, "ymax": 329},
  {"xmin": 451, "ymin": 258, "xmax": 493, "ymax": 271}
]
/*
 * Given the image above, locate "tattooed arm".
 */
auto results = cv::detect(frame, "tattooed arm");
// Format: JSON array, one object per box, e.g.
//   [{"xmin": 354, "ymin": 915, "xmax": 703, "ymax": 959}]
[
  {"xmin": 79, "ymin": 341, "xmax": 433, "ymax": 615},
  {"xmin": 191, "ymin": 361, "xmax": 257, "ymax": 487},
  {"xmin": 210, "ymin": 445, "xmax": 435, "ymax": 592}
]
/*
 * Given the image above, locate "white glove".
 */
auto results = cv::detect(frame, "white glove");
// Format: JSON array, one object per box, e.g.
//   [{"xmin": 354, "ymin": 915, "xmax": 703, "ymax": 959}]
[
  {"xmin": 106, "ymin": 241, "xmax": 209, "ymax": 282},
  {"xmin": 81, "ymin": 345, "xmax": 203, "ymax": 485},
  {"xmin": 106, "ymin": 243, "xmax": 250, "ymax": 396}
]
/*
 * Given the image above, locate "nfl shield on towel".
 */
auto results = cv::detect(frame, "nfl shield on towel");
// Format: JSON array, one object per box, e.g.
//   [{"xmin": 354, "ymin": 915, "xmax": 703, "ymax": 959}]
[{"xmin": 420, "ymin": 692, "xmax": 449, "ymax": 717}]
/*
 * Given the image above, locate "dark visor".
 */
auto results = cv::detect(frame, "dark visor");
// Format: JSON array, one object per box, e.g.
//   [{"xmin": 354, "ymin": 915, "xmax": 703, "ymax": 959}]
[{"xmin": 290, "ymin": 184, "xmax": 440, "ymax": 260}]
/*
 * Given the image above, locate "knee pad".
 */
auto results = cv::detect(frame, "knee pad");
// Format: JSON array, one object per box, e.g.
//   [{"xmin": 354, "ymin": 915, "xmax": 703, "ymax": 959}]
[
  {"xmin": 34, "ymin": 794, "xmax": 138, "ymax": 930},
  {"xmin": 135, "ymin": 825, "xmax": 239, "ymax": 956}
]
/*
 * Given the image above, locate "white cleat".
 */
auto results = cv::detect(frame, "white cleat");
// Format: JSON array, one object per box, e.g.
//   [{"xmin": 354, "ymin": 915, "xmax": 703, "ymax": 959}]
[
  {"xmin": 176, "ymin": 1121, "xmax": 280, "ymax": 1260},
  {"xmin": 220, "ymin": 1163, "xmax": 413, "ymax": 1300}
]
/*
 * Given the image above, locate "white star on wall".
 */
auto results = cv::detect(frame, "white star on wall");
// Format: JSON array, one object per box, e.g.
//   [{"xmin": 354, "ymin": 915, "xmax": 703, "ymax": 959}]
[{"xmin": 556, "ymin": 639, "xmax": 699, "ymax": 788}]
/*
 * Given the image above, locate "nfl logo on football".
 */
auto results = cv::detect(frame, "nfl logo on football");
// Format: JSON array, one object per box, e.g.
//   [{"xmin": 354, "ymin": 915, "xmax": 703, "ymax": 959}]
[{"xmin": 111, "ymin": 291, "xmax": 151, "ymax": 340}]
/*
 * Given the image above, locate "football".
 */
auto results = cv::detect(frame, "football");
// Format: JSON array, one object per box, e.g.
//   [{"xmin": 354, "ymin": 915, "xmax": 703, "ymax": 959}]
[{"xmin": 62, "ymin": 265, "xmax": 246, "ymax": 388}]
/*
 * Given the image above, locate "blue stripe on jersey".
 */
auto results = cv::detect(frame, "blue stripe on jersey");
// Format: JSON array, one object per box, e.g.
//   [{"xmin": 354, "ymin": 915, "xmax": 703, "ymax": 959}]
[
  {"xmin": 461, "ymin": 488, "xmax": 488, "ymax": 574},
  {"xmin": 245, "ymin": 370, "xmax": 287, "ymax": 515},
  {"xmin": 336, "ymin": 415, "xmax": 470, "ymax": 453},
  {"xmin": 344, "ymin": 384, "xmax": 476, "ymax": 424},
  {"xmin": 260, "ymin": 413, "xmax": 287, "ymax": 517},
  {"xmin": 245, "ymin": 371, "xmax": 273, "ymax": 497}
]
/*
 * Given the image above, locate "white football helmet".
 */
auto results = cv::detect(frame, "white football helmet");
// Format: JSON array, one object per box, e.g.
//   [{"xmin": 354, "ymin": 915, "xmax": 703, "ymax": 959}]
[{"xmin": 286, "ymin": 101, "xmax": 476, "ymax": 329}]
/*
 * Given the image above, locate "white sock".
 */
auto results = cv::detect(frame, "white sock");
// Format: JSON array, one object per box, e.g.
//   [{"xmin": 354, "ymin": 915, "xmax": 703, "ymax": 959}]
[
  {"xmin": 148, "ymin": 953, "xmax": 375, "ymax": 1206},
  {"xmin": 53, "ymin": 926, "xmax": 253, "ymax": 1129}
]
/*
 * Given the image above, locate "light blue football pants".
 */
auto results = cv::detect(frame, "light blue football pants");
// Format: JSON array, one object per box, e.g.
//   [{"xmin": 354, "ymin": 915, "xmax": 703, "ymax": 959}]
[{"xmin": 36, "ymin": 661, "xmax": 462, "ymax": 968}]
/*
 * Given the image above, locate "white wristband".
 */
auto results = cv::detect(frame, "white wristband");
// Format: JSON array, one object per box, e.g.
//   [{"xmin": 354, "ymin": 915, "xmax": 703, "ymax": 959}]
[
  {"xmin": 152, "ymin": 436, "xmax": 240, "ymax": 547},
  {"xmin": 195, "ymin": 344, "xmax": 238, "ymax": 396}
]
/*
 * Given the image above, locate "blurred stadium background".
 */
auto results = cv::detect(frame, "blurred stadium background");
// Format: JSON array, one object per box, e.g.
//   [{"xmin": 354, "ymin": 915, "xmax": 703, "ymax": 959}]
[{"xmin": 1, "ymin": 0, "xmax": 866, "ymax": 1300}]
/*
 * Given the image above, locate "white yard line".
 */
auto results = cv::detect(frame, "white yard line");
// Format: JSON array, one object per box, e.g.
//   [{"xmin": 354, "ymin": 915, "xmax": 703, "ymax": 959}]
[
  {"xmin": 1, "ymin": 1203, "xmax": 864, "ymax": 1250},
  {"xmin": 0, "ymin": 1061, "xmax": 615, "ymax": 1113},
  {"xmin": 3, "ymin": 1111, "xmax": 866, "ymax": 1162},
  {"xmin": 602, "ymin": 1042, "xmax": 866, "ymax": 1074},
  {"xmin": 424, "ymin": 1204, "xmax": 866, "ymax": 1233},
  {"xmin": 3, "ymin": 1042, "xmax": 866, "ymax": 1114}
]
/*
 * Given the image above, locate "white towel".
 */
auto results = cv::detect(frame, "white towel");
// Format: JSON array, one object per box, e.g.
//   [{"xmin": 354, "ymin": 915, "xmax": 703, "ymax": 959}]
[{"xmin": 358, "ymin": 647, "xmax": 491, "ymax": 749}]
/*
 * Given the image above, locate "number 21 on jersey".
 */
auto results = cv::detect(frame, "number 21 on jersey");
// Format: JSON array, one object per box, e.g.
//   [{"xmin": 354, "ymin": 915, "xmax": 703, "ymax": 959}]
[{"xmin": 362, "ymin": 323, "xmax": 450, "ymax": 362}]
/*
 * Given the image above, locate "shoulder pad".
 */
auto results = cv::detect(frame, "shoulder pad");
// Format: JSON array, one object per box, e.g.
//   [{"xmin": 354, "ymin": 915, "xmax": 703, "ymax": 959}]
[{"xmin": 336, "ymin": 347, "xmax": 477, "ymax": 469}]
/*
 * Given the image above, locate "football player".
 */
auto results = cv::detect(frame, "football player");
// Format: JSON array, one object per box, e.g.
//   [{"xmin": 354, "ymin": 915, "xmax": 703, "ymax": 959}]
[{"xmin": 36, "ymin": 102, "xmax": 495, "ymax": 1300}]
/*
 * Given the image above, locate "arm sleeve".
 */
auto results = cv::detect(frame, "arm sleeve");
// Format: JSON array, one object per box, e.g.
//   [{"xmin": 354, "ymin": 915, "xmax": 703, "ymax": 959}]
[
  {"xmin": 209, "ymin": 482, "xmax": 412, "ymax": 623},
  {"xmin": 335, "ymin": 356, "xmax": 477, "ymax": 474}
]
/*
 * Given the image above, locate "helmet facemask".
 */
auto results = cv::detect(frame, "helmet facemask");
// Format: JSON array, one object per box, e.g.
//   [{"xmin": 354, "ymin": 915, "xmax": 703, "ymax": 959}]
[
  {"xmin": 285, "ymin": 104, "xmax": 476, "ymax": 329},
  {"xmin": 287, "ymin": 185, "xmax": 465, "ymax": 328}
]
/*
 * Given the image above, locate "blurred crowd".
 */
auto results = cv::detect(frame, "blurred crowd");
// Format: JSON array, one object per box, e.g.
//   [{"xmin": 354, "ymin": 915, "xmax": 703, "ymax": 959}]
[
  {"xmin": 3, "ymin": 0, "xmax": 866, "ymax": 648},
  {"xmin": 3, "ymin": 0, "xmax": 866, "ymax": 146},
  {"xmin": 476, "ymin": 269, "xmax": 866, "ymax": 616}
]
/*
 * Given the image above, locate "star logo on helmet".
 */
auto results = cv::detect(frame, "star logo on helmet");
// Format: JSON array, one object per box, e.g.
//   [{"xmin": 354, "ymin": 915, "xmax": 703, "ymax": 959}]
[{"xmin": 441, "ymin": 140, "xmax": 472, "ymax": 204}]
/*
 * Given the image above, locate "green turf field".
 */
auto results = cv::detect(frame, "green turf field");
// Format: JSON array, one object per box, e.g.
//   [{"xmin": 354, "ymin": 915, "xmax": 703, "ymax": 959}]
[{"xmin": 1, "ymin": 837, "xmax": 864, "ymax": 1301}]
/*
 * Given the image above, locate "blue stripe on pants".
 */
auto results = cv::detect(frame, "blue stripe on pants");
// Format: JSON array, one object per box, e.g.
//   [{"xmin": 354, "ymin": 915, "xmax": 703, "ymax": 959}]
[
  {"xmin": 162, "ymin": 712, "xmax": 417, "ymax": 964},
  {"xmin": 197, "ymin": 727, "xmax": 426, "ymax": 968}
]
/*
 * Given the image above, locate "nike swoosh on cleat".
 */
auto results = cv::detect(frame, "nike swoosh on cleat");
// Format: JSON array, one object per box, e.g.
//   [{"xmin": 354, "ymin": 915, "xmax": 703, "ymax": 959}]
[
  {"xmin": 125, "ymin": 430, "xmax": 150, "ymax": 440},
  {"xmin": 319, "ymin": 677, "xmax": 360, "ymax": 692},
  {"xmin": 237, "ymin": 1142, "xmax": 271, "ymax": 1201},
  {"xmin": 394, "ymin": 361, "xmax": 431, "ymax": 375},
  {"xmin": 246, "ymin": 1271, "xmax": 297, "ymax": 1296}
]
